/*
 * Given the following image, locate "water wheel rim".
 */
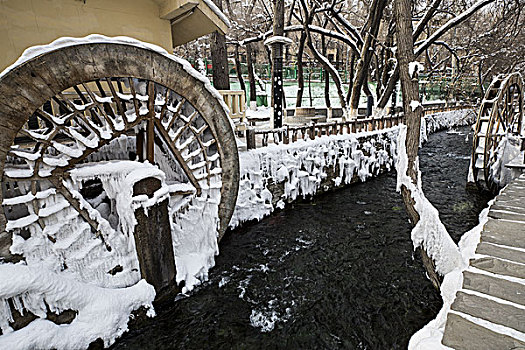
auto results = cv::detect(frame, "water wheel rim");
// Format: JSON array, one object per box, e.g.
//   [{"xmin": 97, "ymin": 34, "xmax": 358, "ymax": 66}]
[{"xmin": 482, "ymin": 73, "xmax": 524, "ymax": 193}]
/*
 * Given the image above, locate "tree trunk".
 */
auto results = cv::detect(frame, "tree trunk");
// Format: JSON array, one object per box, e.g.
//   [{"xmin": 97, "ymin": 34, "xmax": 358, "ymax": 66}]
[
  {"xmin": 349, "ymin": 0, "xmax": 388, "ymax": 115},
  {"xmin": 247, "ymin": 44, "xmax": 257, "ymax": 106},
  {"xmin": 295, "ymin": 32, "xmax": 306, "ymax": 107},
  {"xmin": 394, "ymin": 0, "xmax": 440, "ymax": 290},
  {"xmin": 234, "ymin": 45, "xmax": 246, "ymax": 94},
  {"xmin": 210, "ymin": 0, "xmax": 230, "ymax": 90},
  {"xmin": 271, "ymin": 0, "xmax": 285, "ymax": 128},
  {"xmin": 322, "ymin": 35, "xmax": 331, "ymax": 108},
  {"xmin": 346, "ymin": 52, "xmax": 356, "ymax": 103}
]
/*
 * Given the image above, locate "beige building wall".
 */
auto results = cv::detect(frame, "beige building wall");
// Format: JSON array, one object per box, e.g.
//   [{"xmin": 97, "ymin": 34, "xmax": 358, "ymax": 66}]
[{"xmin": 0, "ymin": 0, "xmax": 173, "ymax": 72}]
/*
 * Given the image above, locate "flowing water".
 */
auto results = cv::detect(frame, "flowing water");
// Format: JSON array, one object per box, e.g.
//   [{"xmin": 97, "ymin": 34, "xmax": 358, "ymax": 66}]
[{"xmin": 112, "ymin": 126, "xmax": 491, "ymax": 350}]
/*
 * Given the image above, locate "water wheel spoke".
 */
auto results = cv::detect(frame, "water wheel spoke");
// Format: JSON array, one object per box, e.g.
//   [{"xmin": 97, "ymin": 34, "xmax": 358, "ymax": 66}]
[
  {"xmin": 154, "ymin": 118, "xmax": 202, "ymax": 195},
  {"xmin": 81, "ymin": 82, "xmax": 117, "ymax": 133},
  {"xmin": 47, "ymin": 176, "xmax": 101, "ymax": 236},
  {"xmin": 127, "ymin": 77, "xmax": 143, "ymax": 121},
  {"xmin": 166, "ymin": 98, "xmax": 188, "ymax": 131}
]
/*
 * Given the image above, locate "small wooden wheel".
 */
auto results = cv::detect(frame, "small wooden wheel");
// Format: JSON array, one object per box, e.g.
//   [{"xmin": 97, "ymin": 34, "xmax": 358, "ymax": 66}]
[{"xmin": 471, "ymin": 73, "xmax": 524, "ymax": 193}]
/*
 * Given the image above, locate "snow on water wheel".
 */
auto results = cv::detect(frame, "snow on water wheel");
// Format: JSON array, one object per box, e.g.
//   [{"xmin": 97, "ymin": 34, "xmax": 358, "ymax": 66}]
[
  {"xmin": 470, "ymin": 72, "xmax": 524, "ymax": 193},
  {"xmin": 0, "ymin": 41, "xmax": 239, "ymax": 292}
]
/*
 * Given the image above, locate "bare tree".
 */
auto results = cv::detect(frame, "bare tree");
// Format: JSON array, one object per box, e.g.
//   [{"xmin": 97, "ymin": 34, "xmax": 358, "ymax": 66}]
[
  {"xmin": 210, "ymin": 0, "xmax": 230, "ymax": 90},
  {"xmin": 394, "ymin": 0, "xmax": 440, "ymax": 289}
]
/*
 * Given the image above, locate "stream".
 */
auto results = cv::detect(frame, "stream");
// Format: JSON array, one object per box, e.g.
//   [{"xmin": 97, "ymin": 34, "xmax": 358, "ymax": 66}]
[{"xmin": 112, "ymin": 126, "xmax": 491, "ymax": 350}]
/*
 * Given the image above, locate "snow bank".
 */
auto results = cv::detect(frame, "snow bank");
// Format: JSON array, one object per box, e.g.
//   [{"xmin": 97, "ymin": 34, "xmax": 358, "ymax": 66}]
[
  {"xmin": 230, "ymin": 128, "xmax": 399, "ymax": 228},
  {"xmin": 0, "ymin": 264, "xmax": 155, "ymax": 350},
  {"xmin": 408, "ymin": 200, "xmax": 493, "ymax": 349},
  {"xmin": 396, "ymin": 125, "xmax": 462, "ymax": 275}
]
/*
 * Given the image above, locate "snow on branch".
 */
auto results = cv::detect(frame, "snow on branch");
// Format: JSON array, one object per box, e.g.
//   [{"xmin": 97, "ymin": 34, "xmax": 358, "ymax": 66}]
[
  {"xmin": 395, "ymin": 126, "xmax": 462, "ymax": 275},
  {"xmin": 241, "ymin": 25, "xmax": 359, "ymax": 52},
  {"xmin": 328, "ymin": 9, "xmax": 364, "ymax": 47},
  {"xmin": 202, "ymin": 0, "xmax": 231, "ymax": 27},
  {"xmin": 415, "ymin": 0, "xmax": 495, "ymax": 57}
]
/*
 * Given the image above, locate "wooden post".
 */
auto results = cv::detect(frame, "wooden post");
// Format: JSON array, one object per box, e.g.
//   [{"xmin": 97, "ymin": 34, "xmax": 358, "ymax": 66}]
[
  {"xmin": 146, "ymin": 82, "xmax": 156, "ymax": 164},
  {"xmin": 136, "ymin": 130, "xmax": 144, "ymax": 161},
  {"xmin": 210, "ymin": 0, "xmax": 230, "ymax": 90},
  {"xmin": 133, "ymin": 177, "xmax": 176, "ymax": 299},
  {"xmin": 246, "ymin": 129, "xmax": 256, "ymax": 149}
]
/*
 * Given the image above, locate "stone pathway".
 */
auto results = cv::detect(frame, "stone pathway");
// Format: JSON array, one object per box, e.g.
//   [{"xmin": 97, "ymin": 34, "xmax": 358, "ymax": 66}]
[{"xmin": 442, "ymin": 174, "xmax": 525, "ymax": 350}]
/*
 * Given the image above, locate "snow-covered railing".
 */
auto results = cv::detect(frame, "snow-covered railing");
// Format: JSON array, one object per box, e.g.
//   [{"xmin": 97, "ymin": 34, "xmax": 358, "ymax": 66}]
[
  {"xmin": 246, "ymin": 112, "xmax": 406, "ymax": 149},
  {"xmin": 246, "ymin": 114, "xmax": 405, "ymax": 149},
  {"xmin": 245, "ymin": 103, "xmax": 475, "ymax": 149},
  {"xmin": 423, "ymin": 104, "xmax": 475, "ymax": 116}
]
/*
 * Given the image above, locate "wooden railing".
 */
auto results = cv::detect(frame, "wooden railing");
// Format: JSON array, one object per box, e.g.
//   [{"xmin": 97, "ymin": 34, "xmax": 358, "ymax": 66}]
[
  {"xmin": 245, "ymin": 104, "xmax": 475, "ymax": 150},
  {"xmin": 246, "ymin": 114, "xmax": 405, "ymax": 149},
  {"xmin": 423, "ymin": 104, "xmax": 474, "ymax": 116},
  {"xmin": 218, "ymin": 90, "xmax": 246, "ymax": 129}
]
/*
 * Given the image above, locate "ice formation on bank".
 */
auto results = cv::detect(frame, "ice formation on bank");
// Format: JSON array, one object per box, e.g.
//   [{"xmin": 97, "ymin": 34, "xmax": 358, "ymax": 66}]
[
  {"xmin": 408, "ymin": 201, "xmax": 493, "ymax": 349},
  {"xmin": 230, "ymin": 109, "xmax": 475, "ymax": 230},
  {"xmin": 0, "ymin": 265, "xmax": 155, "ymax": 350},
  {"xmin": 229, "ymin": 128, "xmax": 399, "ymax": 229},
  {"xmin": 396, "ymin": 125, "xmax": 462, "ymax": 275}
]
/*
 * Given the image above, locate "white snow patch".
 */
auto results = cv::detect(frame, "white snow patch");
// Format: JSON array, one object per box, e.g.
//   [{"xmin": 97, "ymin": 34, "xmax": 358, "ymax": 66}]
[
  {"xmin": 0, "ymin": 264, "xmax": 155, "ymax": 350},
  {"xmin": 263, "ymin": 36, "xmax": 293, "ymax": 46},
  {"xmin": 409, "ymin": 200, "xmax": 493, "ymax": 350},
  {"xmin": 410, "ymin": 100, "xmax": 422, "ymax": 112},
  {"xmin": 396, "ymin": 125, "xmax": 462, "ymax": 275},
  {"xmin": 409, "ymin": 61, "xmax": 424, "ymax": 78}
]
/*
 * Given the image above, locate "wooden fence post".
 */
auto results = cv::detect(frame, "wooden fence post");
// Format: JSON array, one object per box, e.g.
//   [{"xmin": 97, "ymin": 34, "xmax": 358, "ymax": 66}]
[{"xmin": 246, "ymin": 128, "xmax": 256, "ymax": 149}]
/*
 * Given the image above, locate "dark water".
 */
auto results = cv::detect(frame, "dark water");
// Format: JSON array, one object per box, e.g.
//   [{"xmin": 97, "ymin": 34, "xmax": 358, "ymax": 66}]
[{"xmin": 112, "ymin": 127, "xmax": 491, "ymax": 350}]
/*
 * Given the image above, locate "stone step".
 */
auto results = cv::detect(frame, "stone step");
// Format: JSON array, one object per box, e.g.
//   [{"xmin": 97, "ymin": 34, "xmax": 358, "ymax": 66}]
[
  {"xmin": 496, "ymin": 195, "xmax": 525, "ymax": 206},
  {"xmin": 476, "ymin": 242, "xmax": 525, "ymax": 265},
  {"xmin": 470, "ymin": 257, "xmax": 525, "ymax": 279},
  {"xmin": 463, "ymin": 270, "xmax": 525, "ymax": 305},
  {"xmin": 504, "ymin": 182, "xmax": 525, "ymax": 191},
  {"xmin": 491, "ymin": 204, "xmax": 525, "ymax": 215},
  {"xmin": 489, "ymin": 210, "xmax": 525, "ymax": 222},
  {"xmin": 451, "ymin": 291, "xmax": 525, "ymax": 333},
  {"xmin": 482, "ymin": 219, "xmax": 525, "ymax": 249},
  {"xmin": 442, "ymin": 313, "xmax": 525, "ymax": 350}
]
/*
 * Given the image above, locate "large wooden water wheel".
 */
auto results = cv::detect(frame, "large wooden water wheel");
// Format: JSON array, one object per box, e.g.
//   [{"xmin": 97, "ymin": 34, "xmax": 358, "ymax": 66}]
[
  {"xmin": 470, "ymin": 72, "xmax": 524, "ymax": 193},
  {"xmin": 0, "ymin": 42, "xmax": 239, "ymax": 290}
]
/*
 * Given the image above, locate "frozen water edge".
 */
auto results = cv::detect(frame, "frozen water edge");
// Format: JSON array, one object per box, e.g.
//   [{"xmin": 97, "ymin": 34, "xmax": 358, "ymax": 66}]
[{"xmin": 408, "ymin": 200, "xmax": 493, "ymax": 350}]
